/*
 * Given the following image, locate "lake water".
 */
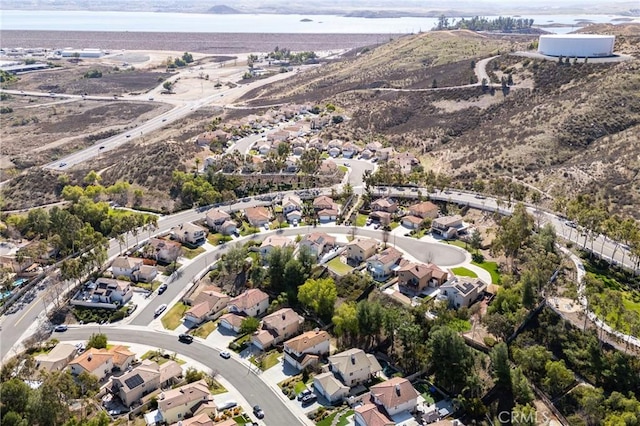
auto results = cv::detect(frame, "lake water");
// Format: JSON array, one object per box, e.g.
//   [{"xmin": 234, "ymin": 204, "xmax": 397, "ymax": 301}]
[{"xmin": 1, "ymin": 9, "xmax": 638, "ymax": 34}]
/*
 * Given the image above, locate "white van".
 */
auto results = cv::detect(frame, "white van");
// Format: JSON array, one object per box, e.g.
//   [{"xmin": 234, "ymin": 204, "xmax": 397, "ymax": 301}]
[{"xmin": 154, "ymin": 304, "xmax": 167, "ymax": 317}]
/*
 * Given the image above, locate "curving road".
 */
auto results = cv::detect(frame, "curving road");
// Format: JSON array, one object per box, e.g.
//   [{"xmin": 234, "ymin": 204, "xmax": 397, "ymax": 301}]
[{"xmin": 57, "ymin": 326, "xmax": 305, "ymax": 426}]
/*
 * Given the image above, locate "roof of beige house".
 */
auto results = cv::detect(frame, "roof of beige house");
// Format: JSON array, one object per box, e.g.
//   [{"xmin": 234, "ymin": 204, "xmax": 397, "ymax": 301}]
[
  {"xmin": 409, "ymin": 201, "xmax": 439, "ymax": 215},
  {"xmin": 426, "ymin": 263, "xmax": 447, "ymax": 280},
  {"xmin": 173, "ymin": 222, "xmax": 206, "ymax": 234},
  {"xmin": 355, "ymin": 403, "xmax": 394, "ymax": 426},
  {"xmin": 193, "ymin": 289, "xmax": 229, "ymax": 310},
  {"xmin": 262, "ymin": 308, "xmax": 303, "ymax": 332},
  {"xmin": 35, "ymin": 343, "xmax": 76, "ymax": 364},
  {"xmin": 219, "ymin": 313, "xmax": 245, "ymax": 328},
  {"xmin": 148, "ymin": 238, "xmax": 182, "ymax": 250},
  {"xmin": 313, "ymin": 195, "xmax": 335, "ymax": 208},
  {"xmin": 110, "ymin": 345, "xmax": 135, "ymax": 367},
  {"xmin": 285, "ymin": 329, "xmax": 330, "ymax": 353},
  {"xmin": 303, "ymin": 232, "xmax": 336, "ymax": 247},
  {"xmin": 114, "ymin": 362, "xmax": 160, "ymax": 392},
  {"xmin": 69, "ymin": 348, "xmax": 113, "ymax": 373},
  {"xmin": 260, "ymin": 235, "xmax": 293, "ymax": 249},
  {"xmin": 314, "ymin": 372, "xmax": 349, "ymax": 397},
  {"xmin": 371, "ymin": 198, "xmax": 396, "ymax": 208},
  {"xmin": 159, "ymin": 360, "xmax": 183, "ymax": 383},
  {"xmin": 170, "ymin": 413, "xmax": 214, "ymax": 426},
  {"xmin": 112, "ymin": 256, "xmax": 144, "ymax": 270},
  {"xmin": 282, "ymin": 194, "xmax": 302, "ymax": 208},
  {"xmin": 186, "ymin": 301, "xmax": 211, "ymax": 319},
  {"xmin": 397, "ymin": 262, "xmax": 432, "ymax": 279},
  {"xmin": 403, "ymin": 215, "xmax": 423, "ymax": 224},
  {"xmin": 433, "ymin": 214, "xmax": 463, "ymax": 227},
  {"xmin": 370, "ymin": 376, "xmax": 419, "ymax": 408},
  {"xmin": 317, "ymin": 208, "xmax": 339, "ymax": 217},
  {"xmin": 245, "ymin": 206, "xmax": 271, "ymax": 223},
  {"xmin": 206, "ymin": 209, "xmax": 230, "ymax": 222},
  {"xmin": 329, "ymin": 348, "xmax": 382, "ymax": 378},
  {"xmin": 158, "ymin": 379, "xmax": 211, "ymax": 413},
  {"xmin": 370, "ymin": 247, "xmax": 403, "ymax": 265},
  {"xmin": 228, "ymin": 288, "xmax": 269, "ymax": 310},
  {"xmin": 348, "ymin": 238, "xmax": 378, "ymax": 252},
  {"xmin": 253, "ymin": 329, "xmax": 276, "ymax": 347}
]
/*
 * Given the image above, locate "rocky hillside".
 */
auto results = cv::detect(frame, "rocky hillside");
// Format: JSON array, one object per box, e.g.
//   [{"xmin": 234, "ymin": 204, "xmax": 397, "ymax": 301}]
[{"xmin": 242, "ymin": 26, "xmax": 640, "ymax": 218}]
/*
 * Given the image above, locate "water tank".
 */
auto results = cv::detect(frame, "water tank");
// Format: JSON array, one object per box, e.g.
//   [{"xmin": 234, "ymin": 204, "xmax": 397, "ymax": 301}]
[{"xmin": 538, "ymin": 34, "xmax": 615, "ymax": 58}]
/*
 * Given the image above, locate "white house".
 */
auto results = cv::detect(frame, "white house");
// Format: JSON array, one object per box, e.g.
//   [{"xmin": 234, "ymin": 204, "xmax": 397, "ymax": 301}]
[
  {"xmin": 171, "ymin": 223, "xmax": 207, "ymax": 245},
  {"xmin": 369, "ymin": 377, "xmax": 419, "ymax": 417},
  {"xmin": 227, "ymin": 288, "xmax": 269, "ymax": 317},
  {"xmin": 366, "ymin": 247, "xmax": 403, "ymax": 281},
  {"xmin": 299, "ymin": 232, "xmax": 337, "ymax": 258},
  {"xmin": 314, "ymin": 372, "xmax": 350, "ymax": 404},
  {"xmin": 439, "ymin": 277, "xmax": 487, "ymax": 309},
  {"xmin": 327, "ymin": 348, "xmax": 382, "ymax": 387},
  {"xmin": 259, "ymin": 235, "xmax": 293, "ymax": 257}
]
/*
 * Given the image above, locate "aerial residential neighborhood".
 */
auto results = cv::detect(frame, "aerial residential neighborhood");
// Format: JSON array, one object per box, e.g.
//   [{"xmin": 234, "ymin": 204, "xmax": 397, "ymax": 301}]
[{"xmin": 1, "ymin": 3, "xmax": 640, "ymax": 426}]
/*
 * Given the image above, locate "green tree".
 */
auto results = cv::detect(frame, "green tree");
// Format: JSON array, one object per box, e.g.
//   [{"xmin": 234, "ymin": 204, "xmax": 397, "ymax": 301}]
[
  {"xmin": 86, "ymin": 333, "xmax": 107, "ymax": 349},
  {"xmin": 298, "ymin": 277, "xmax": 337, "ymax": 321},
  {"xmin": 492, "ymin": 203, "xmax": 534, "ymax": 272},
  {"xmin": 511, "ymin": 367, "xmax": 534, "ymax": 404},
  {"xmin": 2, "ymin": 412, "xmax": 28, "ymax": 426},
  {"xmin": 182, "ymin": 52, "xmax": 194, "ymax": 63},
  {"xmin": 0, "ymin": 378, "xmax": 32, "ymax": 416},
  {"xmin": 543, "ymin": 360, "xmax": 574, "ymax": 397},
  {"xmin": 240, "ymin": 316, "xmax": 260, "ymax": 334},
  {"xmin": 28, "ymin": 371, "xmax": 78, "ymax": 426},
  {"xmin": 512, "ymin": 404, "xmax": 536, "ymax": 426},
  {"xmin": 332, "ymin": 302, "xmax": 359, "ymax": 347},
  {"xmin": 428, "ymin": 326, "xmax": 475, "ymax": 394},
  {"xmin": 184, "ymin": 367, "xmax": 205, "ymax": 383},
  {"xmin": 469, "ymin": 228, "xmax": 482, "ymax": 253},
  {"xmin": 490, "ymin": 342, "xmax": 511, "ymax": 390},
  {"xmin": 76, "ymin": 371, "xmax": 99, "ymax": 397}
]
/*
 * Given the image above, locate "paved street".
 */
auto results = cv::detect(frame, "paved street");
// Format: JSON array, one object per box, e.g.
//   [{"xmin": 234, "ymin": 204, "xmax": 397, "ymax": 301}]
[{"xmin": 57, "ymin": 326, "xmax": 307, "ymax": 426}]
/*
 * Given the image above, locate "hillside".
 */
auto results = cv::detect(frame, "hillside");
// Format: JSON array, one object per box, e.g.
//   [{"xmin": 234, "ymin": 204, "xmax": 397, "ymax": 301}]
[{"xmin": 241, "ymin": 27, "xmax": 640, "ymax": 218}]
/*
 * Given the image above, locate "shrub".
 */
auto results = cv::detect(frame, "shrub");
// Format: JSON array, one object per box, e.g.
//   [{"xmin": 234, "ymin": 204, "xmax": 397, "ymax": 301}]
[{"xmin": 484, "ymin": 336, "xmax": 496, "ymax": 347}]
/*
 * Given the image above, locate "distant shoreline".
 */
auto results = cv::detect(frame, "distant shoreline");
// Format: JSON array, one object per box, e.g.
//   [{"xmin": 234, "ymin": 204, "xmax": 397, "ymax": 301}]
[{"xmin": 0, "ymin": 30, "xmax": 400, "ymax": 54}]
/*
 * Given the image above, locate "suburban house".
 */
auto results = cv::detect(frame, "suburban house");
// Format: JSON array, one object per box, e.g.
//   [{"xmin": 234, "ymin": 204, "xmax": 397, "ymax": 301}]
[
  {"xmin": 292, "ymin": 145, "xmax": 305, "ymax": 156},
  {"xmin": 313, "ymin": 372, "xmax": 350, "ymax": 404},
  {"xmin": 205, "ymin": 210, "xmax": 237, "ymax": 235},
  {"xmin": 313, "ymin": 195, "xmax": 338, "ymax": 211},
  {"xmin": 326, "ymin": 348, "xmax": 382, "ymax": 387},
  {"xmin": 35, "ymin": 343, "xmax": 77, "ymax": 373},
  {"xmin": 184, "ymin": 289, "xmax": 230, "ymax": 326},
  {"xmin": 319, "ymin": 160, "xmax": 338, "ymax": 175},
  {"xmin": 354, "ymin": 404, "xmax": 395, "ymax": 426},
  {"xmin": 72, "ymin": 277, "xmax": 133, "ymax": 308},
  {"xmin": 68, "ymin": 348, "xmax": 114, "ymax": 381},
  {"xmin": 286, "ymin": 210, "xmax": 302, "ymax": 224},
  {"xmin": 376, "ymin": 147, "xmax": 394, "ymax": 161},
  {"xmin": 397, "ymin": 262, "xmax": 448, "ymax": 295},
  {"xmin": 171, "ymin": 223, "xmax": 207, "ymax": 246},
  {"xmin": 285, "ymin": 160, "xmax": 299, "ymax": 173},
  {"xmin": 408, "ymin": 201, "xmax": 439, "ymax": 219},
  {"xmin": 245, "ymin": 206, "xmax": 272, "ymax": 228},
  {"xmin": 258, "ymin": 142, "xmax": 272, "ymax": 156},
  {"xmin": 299, "ymin": 232, "xmax": 337, "ymax": 258},
  {"xmin": 389, "ymin": 152, "xmax": 419, "ymax": 174},
  {"xmin": 282, "ymin": 194, "xmax": 303, "ymax": 215},
  {"xmin": 328, "ymin": 139, "xmax": 343, "ymax": 149},
  {"xmin": 110, "ymin": 345, "xmax": 136, "ymax": 371},
  {"xmin": 431, "ymin": 215, "xmax": 465, "ymax": 239},
  {"xmin": 318, "ymin": 208, "xmax": 339, "ymax": 222},
  {"xmin": 365, "ymin": 141, "xmax": 383, "ymax": 152},
  {"xmin": 284, "ymin": 329, "xmax": 331, "ymax": 371},
  {"xmin": 218, "ymin": 313, "xmax": 245, "ymax": 333},
  {"xmin": 259, "ymin": 235, "xmax": 294, "ymax": 257},
  {"xmin": 342, "ymin": 143, "xmax": 359, "ymax": 158},
  {"xmin": 227, "ymin": 288, "xmax": 269, "ymax": 317},
  {"xmin": 401, "ymin": 215, "xmax": 423, "ymax": 230},
  {"xmin": 439, "ymin": 277, "xmax": 487, "ymax": 309},
  {"xmin": 346, "ymin": 238, "xmax": 378, "ymax": 263},
  {"xmin": 369, "ymin": 377, "xmax": 419, "ymax": 417},
  {"xmin": 170, "ymin": 413, "xmax": 216, "ymax": 426},
  {"xmin": 369, "ymin": 211, "xmax": 392, "ymax": 226},
  {"xmin": 157, "ymin": 379, "xmax": 216, "ymax": 424},
  {"xmin": 146, "ymin": 238, "xmax": 182, "ymax": 264},
  {"xmin": 251, "ymin": 307, "xmax": 304, "ymax": 350},
  {"xmin": 366, "ymin": 247, "xmax": 403, "ymax": 281},
  {"xmin": 371, "ymin": 198, "xmax": 398, "ymax": 213},
  {"xmin": 110, "ymin": 359, "xmax": 182, "ymax": 407},
  {"xmin": 111, "ymin": 256, "xmax": 157, "ymax": 283},
  {"xmin": 360, "ymin": 148, "xmax": 373, "ymax": 160}
]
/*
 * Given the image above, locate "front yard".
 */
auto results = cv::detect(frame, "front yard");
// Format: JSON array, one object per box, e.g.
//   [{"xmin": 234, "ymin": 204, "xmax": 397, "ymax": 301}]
[
  {"xmin": 250, "ymin": 349, "xmax": 281, "ymax": 370},
  {"xmin": 327, "ymin": 257, "xmax": 354, "ymax": 276},
  {"xmin": 182, "ymin": 246, "xmax": 206, "ymax": 259},
  {"xmin": 191, "ymin": 320, "xmax": 217, "ymax": 338},
  {"xmin": 161, "ymin": 302, "xmax": 188, "ymax": 330},
  {"xmin": 141, "ymin": 350, "xmax": 186, "ymax": 365},
  {"xmin": 451, "ymin": 267, "xmax": 478, "ymax": 278},
  {"xmin": 472, "ymin": 259, "xmax": 501, "ymax": 284},
  {"xmin": 355, "ymin": 214, "xmax": 368, "ymax": 227}
]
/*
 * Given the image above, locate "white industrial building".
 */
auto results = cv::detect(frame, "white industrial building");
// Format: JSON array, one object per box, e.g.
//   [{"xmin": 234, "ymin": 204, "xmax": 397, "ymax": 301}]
[
  {"xmin": 58, "ymin": 48, "xmax": 105, "ymax": 58},
  {"xmin": 537, "ymin": 34, "xmax": 615, "ymax": 58}
]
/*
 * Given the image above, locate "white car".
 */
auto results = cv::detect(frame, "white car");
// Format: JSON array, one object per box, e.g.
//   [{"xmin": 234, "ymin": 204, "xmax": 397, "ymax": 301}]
[
  {"xmin": 220, "ymin": 350, "xmax": 231, "ymax": 359},
  {"xmin": 154, "ymin": 304, "xmax": 167, "ymax": 317}
]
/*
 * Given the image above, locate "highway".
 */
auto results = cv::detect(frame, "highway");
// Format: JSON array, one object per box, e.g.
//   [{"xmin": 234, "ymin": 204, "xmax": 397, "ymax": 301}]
[{"xmin": 57, "ymin": 326, "xmax": 304, "ymax": 426}]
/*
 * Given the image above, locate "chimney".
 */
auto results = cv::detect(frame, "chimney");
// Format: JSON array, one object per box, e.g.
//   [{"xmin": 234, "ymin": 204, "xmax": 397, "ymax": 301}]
[
  {"xmin": 351, "ymin": 354, "xmax": 356, "ymax": 365},
  {"xmin": 395, "ymin": 384, "xmax": 401, "ymax": 397},
  {"xmin": 87, "ymin": 355, "xmax": 92, "ymax": 362},
  {"xmin": 314, "ymin": 327, "xmax": 319, "ymax": 334}
]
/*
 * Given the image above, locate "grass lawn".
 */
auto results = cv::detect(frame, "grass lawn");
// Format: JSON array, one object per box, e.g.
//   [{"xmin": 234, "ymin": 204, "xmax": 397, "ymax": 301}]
[
  {"xmin": 239, "ymin": 224, "xmax": 260, "ymax": 236},
  {"xmin": 274, "ymin": 205, "xmax": 283, "ymax": 213},
  {"xmin": 328, "ymin": 256, "xmax": 353, "ymax": 276},
  {"xmin": 135, "ymin": 280, "xmax": 162, "ymax": 292},
  {"xmin": 337, "ymin": 410, "xmax": 354, "ymax": 426},
  {"xmin": 208, "ymin": 378, "xmax": 227, "ymax": 395},
  {"xmin": 251, "ymin": 350, "xmax": 281, "ymax": 370},
  {"xmin": 161, "ymin": 302, "xmax": 188, "ymax": 330},
  {"xmin": 317, "ymin": 412, "xmax": 338, "ymax": 426},
  {"xmin": 415, "ymin": 383, "xmax": 436, "ymax": 404},
  {"xmin": 207, "ymin": 233, "xmax": 231, "ymax": 245},
  {"xmin": 141, "ymin": 350, "xmax": 186, "ymax": 365},
  {"xmin": 390, "ymin": 221, "xmax": 400, "ymax": 230},
  {"xmin": 338, "ymin": 165, "xmax": 348, "ymax": 173},
  {"xmin": 192, "ymin": 321, "xmax": 217, "ymax": 338},
  {"xmin": 356, "ymin": 214, "xmax": 368, "ymax": 227},
  {"xmin": 182, "ymin": 246, "xmax": 206, "ymax": 259},
  {"xmin": 447, "ymin": 239, "xmax": 469, "ymax": 250},
  {"xmin": 451, "ymin": 267, "xmax": 478, "ymax": 278},
  {"xmin": 294, "ymin": 381, "xmax": 308, "ymax": 394},
  {"xmin": 229, "ymin": 333, "xmax": 252, "ymax": 352},
  {"xmin": 471, "ymin": 260, "xmax": 501, "ymax": 284}
]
